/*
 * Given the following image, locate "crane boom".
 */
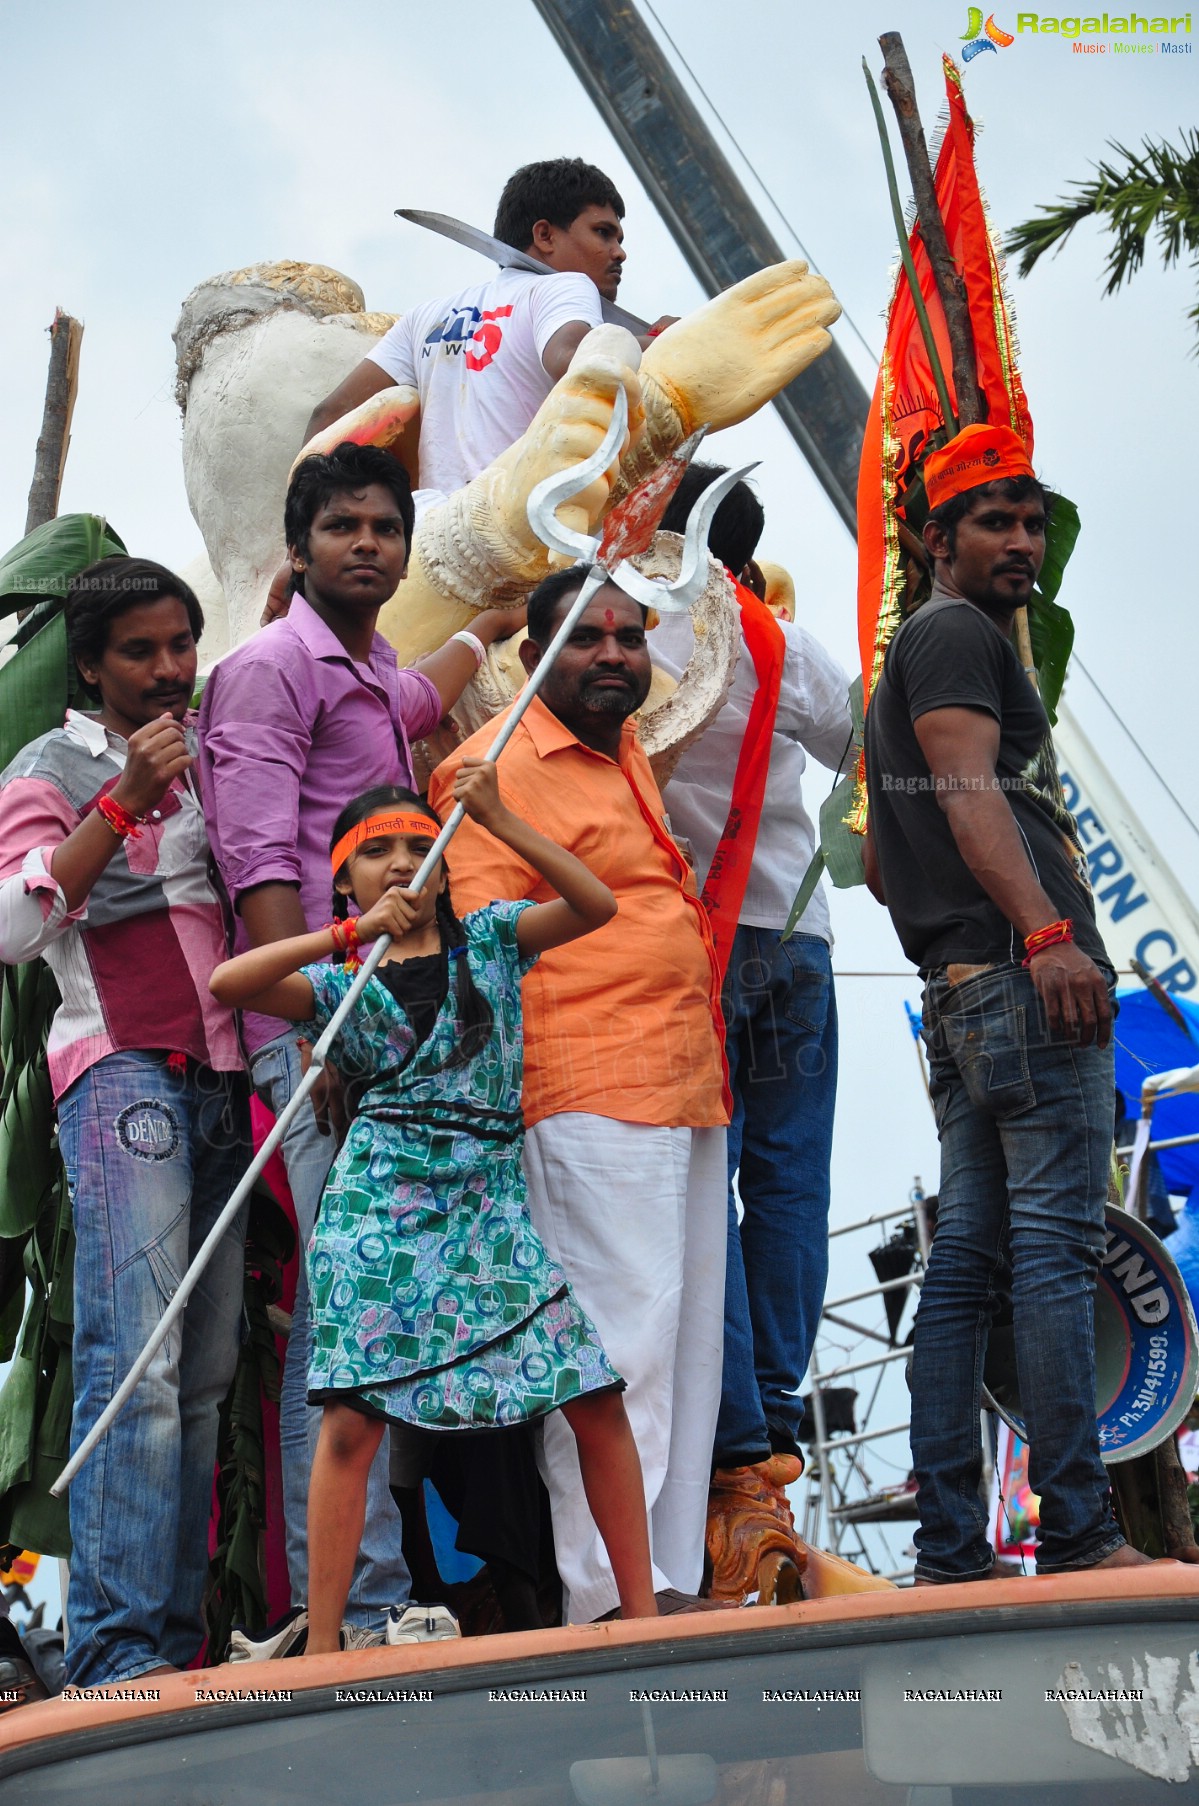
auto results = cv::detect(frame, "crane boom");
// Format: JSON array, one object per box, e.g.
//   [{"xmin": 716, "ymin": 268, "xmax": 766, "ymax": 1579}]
[{"xmin": 531, "ymin": 0, "xmax": 869, "ymax": 533}]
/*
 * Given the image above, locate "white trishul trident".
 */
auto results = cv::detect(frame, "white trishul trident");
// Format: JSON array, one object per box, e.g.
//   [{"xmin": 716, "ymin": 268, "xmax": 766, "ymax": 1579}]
[{"xmin": 53, "ymin": 388, "xmax": 757, "ymax": 1495}]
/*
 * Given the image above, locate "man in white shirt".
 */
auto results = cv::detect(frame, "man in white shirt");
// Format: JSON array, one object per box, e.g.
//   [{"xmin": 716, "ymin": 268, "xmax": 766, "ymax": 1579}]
[
  {"xmin": 304, "ymin": 158, "xmax": 664, "ymax": 510},
  {"xmin": 651, "ymin": 464, "xmax": 852, "ymax": 1589}
]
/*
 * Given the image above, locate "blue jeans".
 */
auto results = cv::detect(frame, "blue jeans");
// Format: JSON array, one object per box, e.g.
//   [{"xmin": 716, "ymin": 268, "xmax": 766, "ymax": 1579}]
[
  {"xmin": 59, "ymin": 1053, "xmax": 249, "ymax": 1685},
  {"xmin": 912, "ymin": 961, "xmax": 1123, "ymax": 1578},
  {"xmin": 714, "ymin": 927, "xmax": 838, "ymax": 1468},
  {"xmin": 250, "ymin": 1034, "xmax": 410, "ymax": 1626}
]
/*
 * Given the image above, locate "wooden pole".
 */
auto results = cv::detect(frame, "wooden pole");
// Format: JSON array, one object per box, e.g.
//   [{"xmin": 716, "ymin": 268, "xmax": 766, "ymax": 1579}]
[
  {"xmin": 25, "ymin": 310, "xmax": 83, "ymax": 535},
  {"xmin": 863, "ymin": 58, "xmax": 957, "ymax": 437},
  {"xmin": 878, "ymin": 33, "xmax": 982, "ymax": 429},
  {"xmin": 877, "ymin": 34, "xmax": 1043, "ymax": 678}
]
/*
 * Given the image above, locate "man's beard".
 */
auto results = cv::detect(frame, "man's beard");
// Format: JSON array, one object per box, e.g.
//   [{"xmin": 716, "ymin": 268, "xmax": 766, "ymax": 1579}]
[
  {"xmin": 579, "ymin": 677, "xmax": 643, "ymax": 717},
  {"xmin": 981, "ymin": 564, "xmax": 1036, "ymax": 611}
]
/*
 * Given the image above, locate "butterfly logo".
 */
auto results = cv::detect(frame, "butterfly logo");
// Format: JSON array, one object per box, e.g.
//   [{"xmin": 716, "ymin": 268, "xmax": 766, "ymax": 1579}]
[{"xmin": 961, "ymin": 8, "xmax": 1016, "ymax": 57}]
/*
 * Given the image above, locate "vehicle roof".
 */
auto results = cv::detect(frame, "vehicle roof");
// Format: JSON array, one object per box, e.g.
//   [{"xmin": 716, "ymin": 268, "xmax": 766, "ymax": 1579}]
[{"xmin": 3, "ymin": 1565, "xmax": 1194, "ymax": 1757}]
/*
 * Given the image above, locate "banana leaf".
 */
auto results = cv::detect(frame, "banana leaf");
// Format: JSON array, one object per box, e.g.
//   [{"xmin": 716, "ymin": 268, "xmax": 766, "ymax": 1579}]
[
  {"xmin": 0, "ymin": 1359, "xmax": 38, "ymax": 1504},
  {"xmin": 0, "ymin": 1278, "xmax": 26, "ymax": 1367},
  {"xmin": 783, "ymin": 677, "xmax": 865, "ymax": 937},
  {"xmin": 0, "ymin": 514, "xmax": 126, "ymax": 617},
  {"xmin": 4, "ymin": 1347, "xmax": 72, "ymax": 1559},
  {"xmin": 1025, "ymin": 494, "xmax": 1081, "ymax": 723},
  {"xmin": 0, "ymin": 965, "xmax": 60, "ymax": 1241},
  {"xmin": 0, "ymin": 611, "xmax": 73, "ymax": 779},
  {"xmin": 819, "ymin": 773, "xmax": 866, "ymax": 890},
  {"xmin": 0, "ymin": 512, "xmax": 128, "ymax": 773},
  {"xmin": 1037, "ymin": 494, "xmax": 1081, "ymax": 608},
  {"xmin": 1027, "ymin": 590, "xmax": 1075, "ymax": 726},
  {"xmin": 0, "ymin": 1062, "xmax": 54, "ymax": 1241},
  {"xmin": 0, "ymin": 1170, "xmax": 73, "ymax": 1560}
]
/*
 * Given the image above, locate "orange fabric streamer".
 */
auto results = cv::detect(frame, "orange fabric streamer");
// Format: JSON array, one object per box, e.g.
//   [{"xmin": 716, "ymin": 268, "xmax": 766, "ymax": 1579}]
[
  {"xmin": 856, "ymin": 56, "xmax": 1034, "ymax": 749},
  {"xmin": 700, "ymin": 578, "xmax": 786, "ymax": 981},
  {"xmin": 330, "ymin": 811, "xmax": 440, "ymax": 875}
]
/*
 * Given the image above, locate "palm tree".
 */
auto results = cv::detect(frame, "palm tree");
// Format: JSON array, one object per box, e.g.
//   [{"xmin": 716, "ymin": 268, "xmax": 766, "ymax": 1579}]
[{"xmin": 1007, "ymin": 130, "xmax": 1199, "ymax": 349}]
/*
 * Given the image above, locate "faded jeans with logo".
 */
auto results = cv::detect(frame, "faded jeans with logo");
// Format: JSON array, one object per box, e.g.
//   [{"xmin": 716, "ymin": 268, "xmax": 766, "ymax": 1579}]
[
  {"xmin": 715, "ymin": 927, "xmax": 838, "ymax": 1468},
  {"xmin": 912, "ymin": 960, "xmax": 1123, "ymax": 1579},
  {"xmin": 59, "ymin": 1052, "xmax": 249, "ymax": 1685},
  {"xmin": 250, "ymin": 1034, "xmax": 411, "ymax": 1626}
]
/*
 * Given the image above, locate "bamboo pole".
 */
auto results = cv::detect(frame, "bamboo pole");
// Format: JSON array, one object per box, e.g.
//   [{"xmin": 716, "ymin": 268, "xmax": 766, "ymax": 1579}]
[{"xmin": 25, "ymin": 310, "xmax": 83, "ymax": 534}]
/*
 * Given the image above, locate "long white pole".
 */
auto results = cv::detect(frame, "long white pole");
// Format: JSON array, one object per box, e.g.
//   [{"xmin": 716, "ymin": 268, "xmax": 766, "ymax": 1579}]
[{"xmin": 51, "ymin": 564, "xmax": 611, "ymax": 1498}]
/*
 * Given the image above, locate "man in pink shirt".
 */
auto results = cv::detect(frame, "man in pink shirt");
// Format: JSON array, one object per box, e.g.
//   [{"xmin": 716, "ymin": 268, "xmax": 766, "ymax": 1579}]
[
  {"xmin": 200, "ymin": 443, "xmax": 522, "ymax": 1645},
  {"xmin": 0, "ymin": 557, "xmax": 245, "ymax": 1685}
]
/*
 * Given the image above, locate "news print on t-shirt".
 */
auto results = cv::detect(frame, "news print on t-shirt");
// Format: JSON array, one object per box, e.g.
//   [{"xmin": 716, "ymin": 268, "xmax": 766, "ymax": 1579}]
[
  {"xmin": 367, "ymin": 268, "xmax": 604, "ymax": 502},
  {"xmin": 420, "ymin": 303, "xmax": 514, "ymax": 373}
]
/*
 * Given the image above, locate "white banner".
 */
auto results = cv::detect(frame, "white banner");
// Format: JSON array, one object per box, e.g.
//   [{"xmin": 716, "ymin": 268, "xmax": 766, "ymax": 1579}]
[{"xmin": 1054, "ymin": 702, "xmax": 1199, "ymax": 997}]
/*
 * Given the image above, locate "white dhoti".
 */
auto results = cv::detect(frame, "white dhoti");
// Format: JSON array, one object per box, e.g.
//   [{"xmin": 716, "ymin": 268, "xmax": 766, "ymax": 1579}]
[{"xmin": 521, "ymin": 1114, "xmax": 728, "ymax": 1623}]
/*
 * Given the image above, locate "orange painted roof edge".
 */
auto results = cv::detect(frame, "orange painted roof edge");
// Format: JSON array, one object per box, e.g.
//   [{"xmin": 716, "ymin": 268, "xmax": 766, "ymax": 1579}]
[{"xmin": 3, "ymin": 1565, "xmax": 1196, "ymax": 1756}]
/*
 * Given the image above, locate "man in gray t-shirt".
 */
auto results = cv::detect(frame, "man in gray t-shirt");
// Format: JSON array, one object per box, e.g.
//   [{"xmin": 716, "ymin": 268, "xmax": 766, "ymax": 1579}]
[{"xmin": 864, "ymin": 423, "xmax": 1143, "ymax": 1585}]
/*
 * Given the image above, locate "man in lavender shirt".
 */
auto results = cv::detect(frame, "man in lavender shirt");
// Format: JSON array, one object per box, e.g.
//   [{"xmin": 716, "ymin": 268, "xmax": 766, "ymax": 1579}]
[{"xmin": 199, "ymin": 443, "xmax": 522, "ymax": 1645}]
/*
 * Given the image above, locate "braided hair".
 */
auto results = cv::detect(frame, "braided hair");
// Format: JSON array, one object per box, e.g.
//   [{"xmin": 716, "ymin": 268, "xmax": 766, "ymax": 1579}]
[{"xmin": 329, "ymin": 785, "xmax": 494, "ymax": 1070}]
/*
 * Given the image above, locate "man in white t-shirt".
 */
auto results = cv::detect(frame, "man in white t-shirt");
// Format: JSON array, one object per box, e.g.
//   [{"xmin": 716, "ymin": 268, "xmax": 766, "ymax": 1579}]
[
  {"xmin": 304, "ymin": 158, "xmax": 666, "ymax": 509},
  {"xmin": 363, "ymin": 264, "xmax": 603, "ymax": 510},
  {"xmin": 651, "ymin": 463, "xmax": 852, "ymax": 1594}
]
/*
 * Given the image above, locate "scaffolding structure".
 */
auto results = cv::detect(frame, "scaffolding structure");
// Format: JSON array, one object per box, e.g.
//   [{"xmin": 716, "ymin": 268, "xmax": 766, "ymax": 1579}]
[
  {"xmin": 800, "ymin": 1097, "xmax": 1199, "ymax": 1582},
  {"xmin": 799, "ymin": 1186, "xmax": 932, "ymax": 1583}
]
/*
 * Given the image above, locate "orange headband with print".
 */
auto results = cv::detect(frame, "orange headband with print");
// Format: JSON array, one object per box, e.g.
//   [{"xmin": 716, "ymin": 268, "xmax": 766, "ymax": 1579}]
[
  {"xmin": 330, "ymin": 811, "xmax": 441, "ymax": 875},
  {"xmin": 923, "ymin": 424, "xmax": 1035, "ymax": 510}
]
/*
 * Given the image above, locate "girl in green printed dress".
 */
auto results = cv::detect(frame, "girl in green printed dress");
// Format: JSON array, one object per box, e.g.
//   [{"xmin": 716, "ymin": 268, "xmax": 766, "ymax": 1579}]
[{"xmin": 211, "ymin": 761, "xmax": 658, "ymax": 1650}]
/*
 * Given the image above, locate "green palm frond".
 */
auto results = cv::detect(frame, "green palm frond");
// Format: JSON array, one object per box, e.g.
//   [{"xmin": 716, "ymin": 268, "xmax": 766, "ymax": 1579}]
[{"xmin": 1007, "ymin": 131, "xmax": 1199, "ymax": 347}]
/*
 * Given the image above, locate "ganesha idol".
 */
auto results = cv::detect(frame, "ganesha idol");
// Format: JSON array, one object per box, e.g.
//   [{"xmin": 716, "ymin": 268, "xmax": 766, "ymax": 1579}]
[{"xmin": 173, "ymin": 254, "xmax": 840, "ymax": 778}]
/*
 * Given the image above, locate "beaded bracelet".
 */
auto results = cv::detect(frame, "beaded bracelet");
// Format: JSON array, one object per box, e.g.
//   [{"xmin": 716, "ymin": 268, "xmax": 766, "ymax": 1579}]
[
  {"xmin": 1023, "ymin": 918, "xmax": 1074, "ymax": 965},
  {"xmin": 96, "ymin": 793, "xmax": 144, "ymax": 840},
  {"xmin": 450, "ymin": 629, "xmax": 487, "ymax": 668}
]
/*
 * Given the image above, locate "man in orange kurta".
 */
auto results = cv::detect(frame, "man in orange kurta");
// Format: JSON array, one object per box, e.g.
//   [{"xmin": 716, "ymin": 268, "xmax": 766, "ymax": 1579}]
[{"xmin": 430, "ymin": 566, "xmax": 729, "ymax": 1623}]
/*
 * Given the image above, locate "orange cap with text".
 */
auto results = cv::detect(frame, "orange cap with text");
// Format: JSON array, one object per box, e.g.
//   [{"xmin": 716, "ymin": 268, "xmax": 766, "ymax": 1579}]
[{"xmin": 924, "ymin": 424, "xmax": 1035, "ymax": 510}]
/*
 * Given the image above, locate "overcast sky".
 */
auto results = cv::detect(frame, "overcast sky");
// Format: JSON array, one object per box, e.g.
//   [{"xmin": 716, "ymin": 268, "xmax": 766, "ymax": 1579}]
[{"xmin": 2, "ymin": 2, "xmax": 1196, "ymax": 1583}]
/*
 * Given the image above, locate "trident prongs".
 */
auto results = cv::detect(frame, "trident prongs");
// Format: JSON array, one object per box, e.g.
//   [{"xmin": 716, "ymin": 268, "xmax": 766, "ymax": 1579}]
[
  {"xmin": 612, "ymin": 460, "xmax": 761, "ymax": 614},
  {"xmin": 525, "ymin": 387, "xmax": 756, "ymax": 621},
  {"xmin": 525, "ymin": 384, "xmax": 630, "ymax": 563}
]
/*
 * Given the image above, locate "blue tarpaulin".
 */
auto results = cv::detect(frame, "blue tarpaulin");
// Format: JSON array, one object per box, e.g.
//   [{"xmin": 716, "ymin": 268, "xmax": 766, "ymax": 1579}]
[{"xmin": 1114, "ymin": 989, "xmax": 1199, "ymax": 1200}]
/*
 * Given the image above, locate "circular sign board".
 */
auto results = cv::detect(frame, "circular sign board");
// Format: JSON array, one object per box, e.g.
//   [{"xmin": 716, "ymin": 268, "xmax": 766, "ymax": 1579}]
[
  {"xmin": 1094, "ymin": 1205, "xmax": 1199, "ymax": 1462},
  {"xmin": 982, "ymin": 1205, "xmax": 1199, "ymax": 1464}
]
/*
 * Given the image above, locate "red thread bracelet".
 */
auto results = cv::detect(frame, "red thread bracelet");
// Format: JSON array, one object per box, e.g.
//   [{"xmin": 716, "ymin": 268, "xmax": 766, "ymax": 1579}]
[
  {"xmin": 96, "ymin": 793, "xmax": 144, "ymax": 840},
  {"xmin": 1023, "ymin": 918, "xmax": 1074, "ymax": 965},
  {"xmin": 327, "ymin": 917, "xmax": 361, "ymax": 958}
]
